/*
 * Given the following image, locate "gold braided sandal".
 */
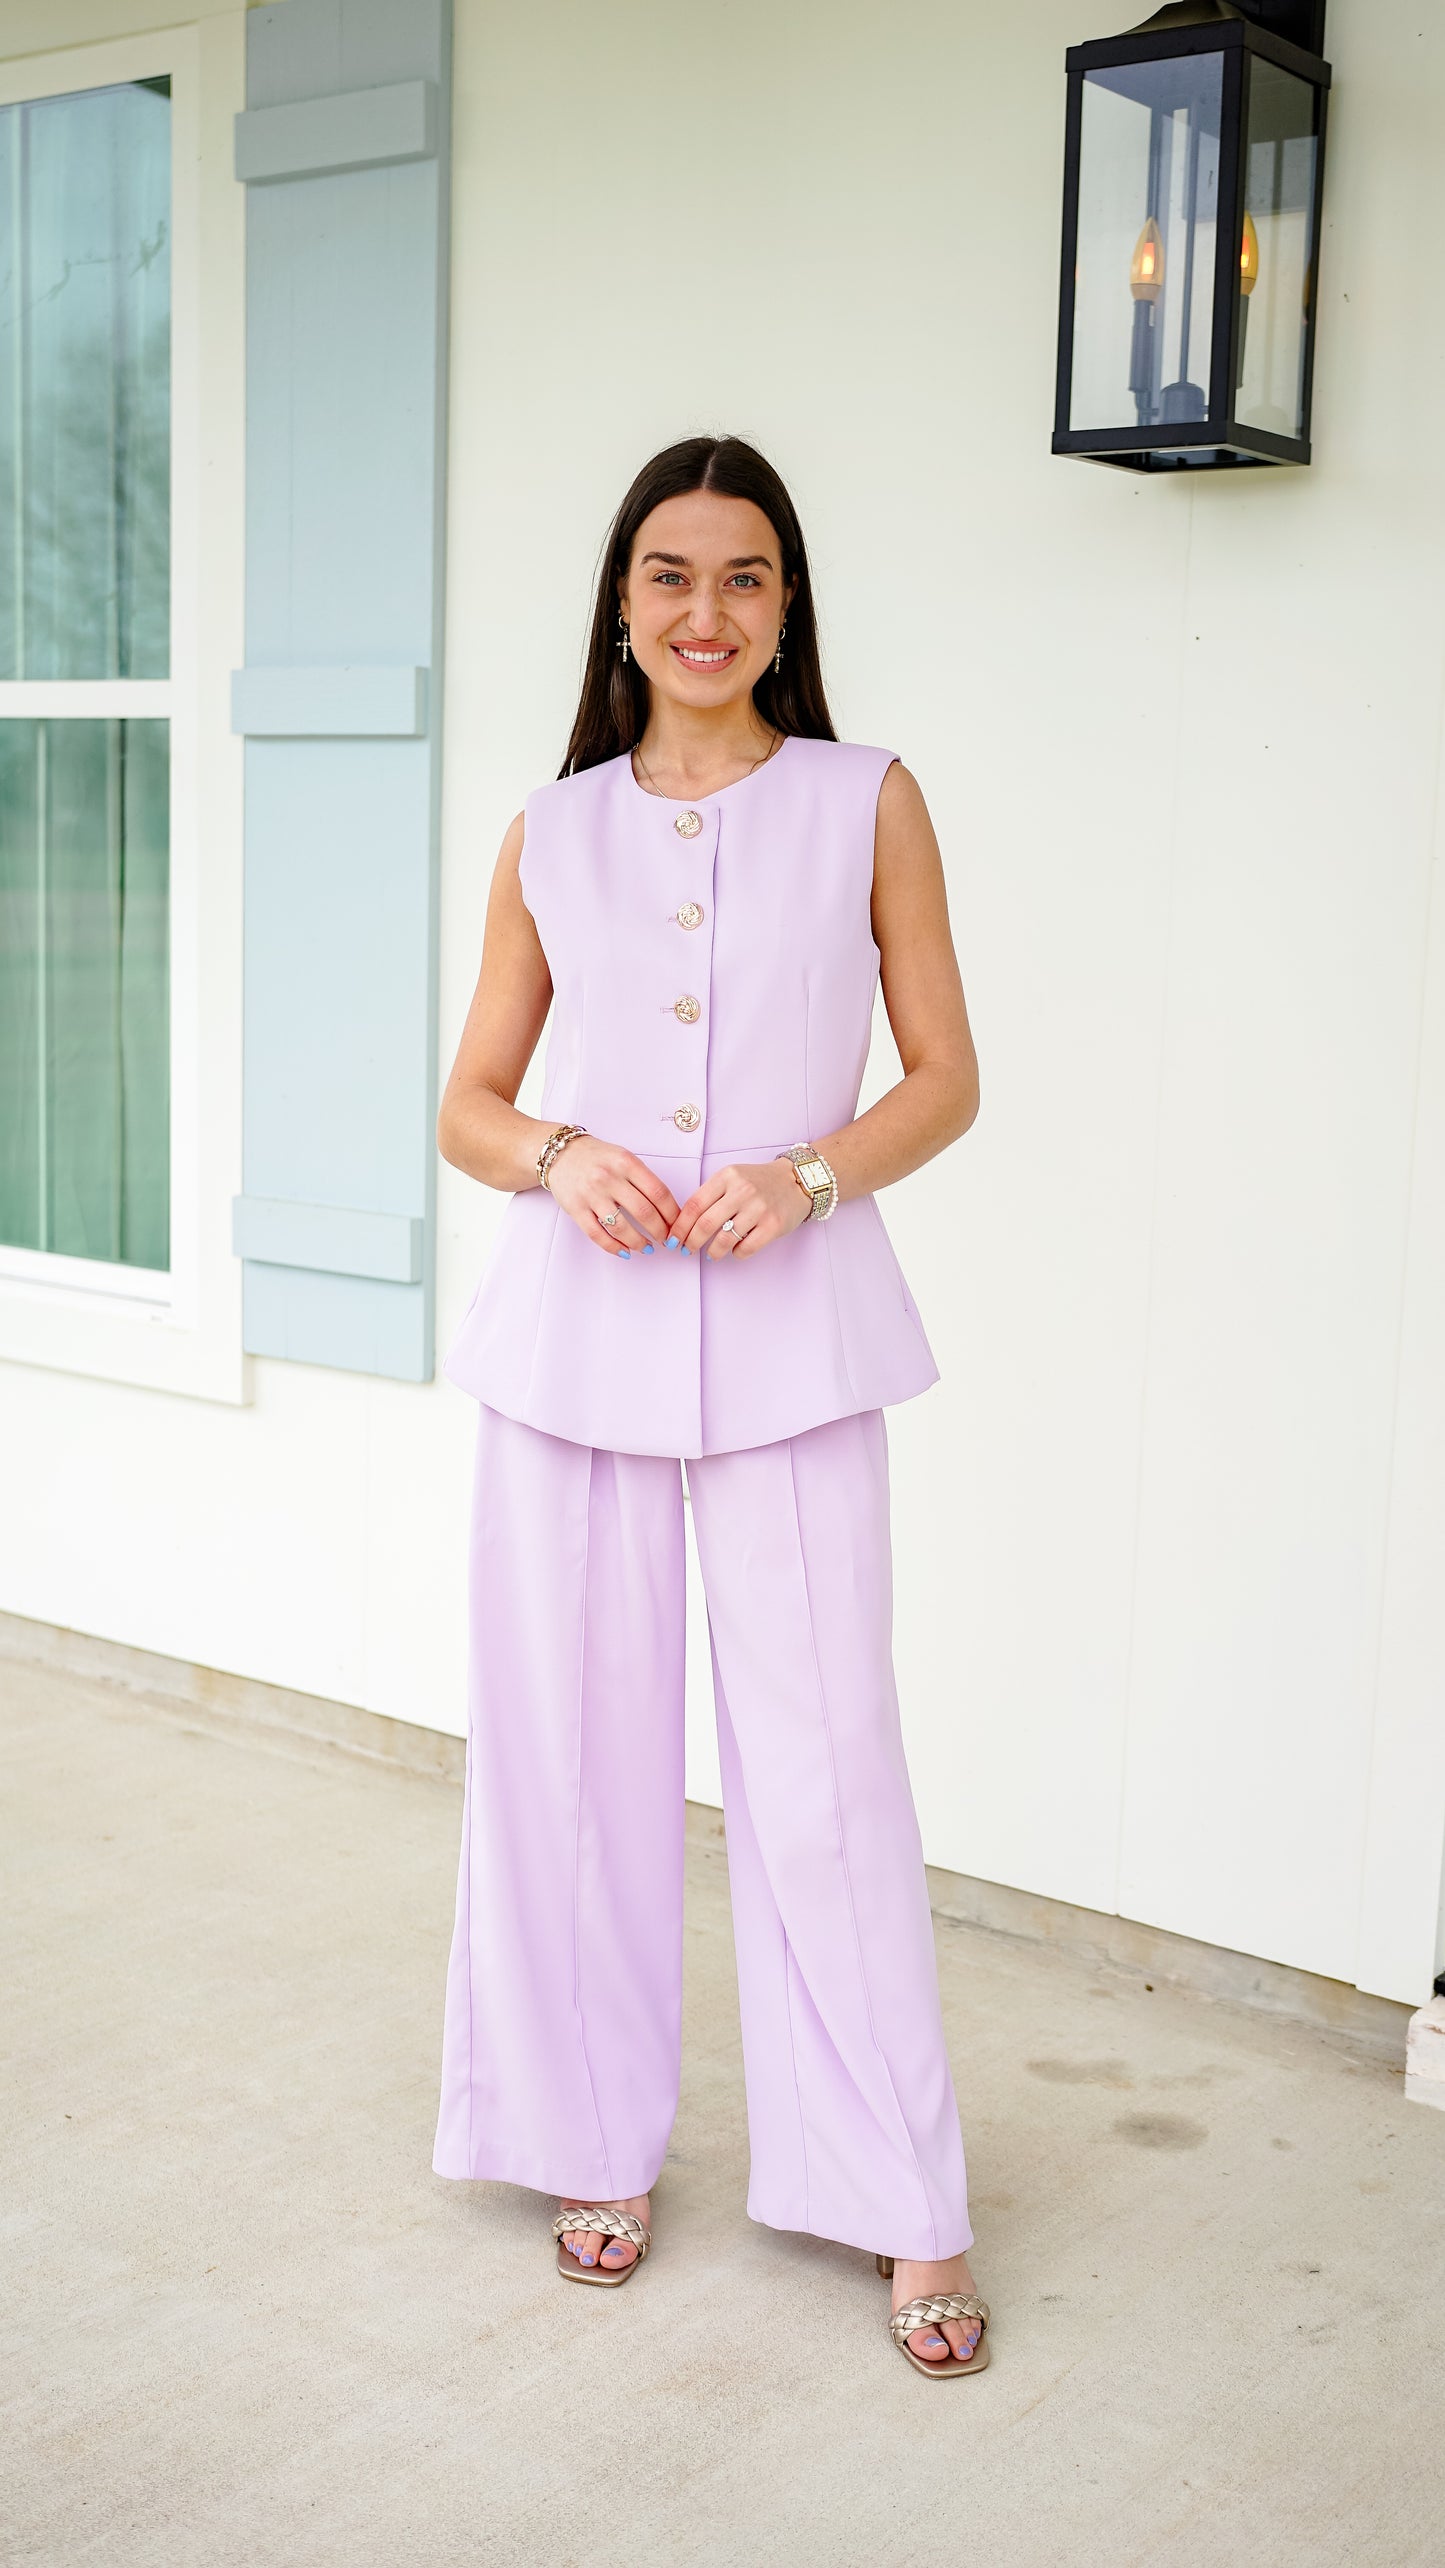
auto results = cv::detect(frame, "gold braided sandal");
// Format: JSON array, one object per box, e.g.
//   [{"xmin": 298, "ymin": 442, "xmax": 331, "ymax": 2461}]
[
  {"xmin": 553, "ymin": 2205, "xmax": 651, "ymax": 2288},
  {"xmin": 876, "ymin": 2254, "xmax": 990, "ymax": 2377}
]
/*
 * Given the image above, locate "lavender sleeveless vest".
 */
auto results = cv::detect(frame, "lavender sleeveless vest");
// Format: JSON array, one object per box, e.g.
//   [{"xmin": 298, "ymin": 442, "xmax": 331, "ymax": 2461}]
[{"xmin": 443, "ymin": 734, "xmax": 940, "ymax": 1456}]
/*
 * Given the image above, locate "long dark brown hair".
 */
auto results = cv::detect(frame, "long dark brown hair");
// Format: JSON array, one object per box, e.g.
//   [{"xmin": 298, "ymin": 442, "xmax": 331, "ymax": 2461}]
[{"xmin": 559, "ymin": 435, "xmax": 837, "ymax": 777}]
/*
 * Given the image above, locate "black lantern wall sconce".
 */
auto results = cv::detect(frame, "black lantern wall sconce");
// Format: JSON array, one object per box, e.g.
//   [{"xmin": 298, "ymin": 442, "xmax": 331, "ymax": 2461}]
[{"xmin": 1053, "ymin": 1, "xmax": 1331, "ymax": 471}]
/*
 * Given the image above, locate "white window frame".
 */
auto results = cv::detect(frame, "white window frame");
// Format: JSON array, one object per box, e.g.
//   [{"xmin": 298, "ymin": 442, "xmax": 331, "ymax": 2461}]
[{"xmin": 0, "ymin": 18, "xmax": 246, "ymax": 1402}]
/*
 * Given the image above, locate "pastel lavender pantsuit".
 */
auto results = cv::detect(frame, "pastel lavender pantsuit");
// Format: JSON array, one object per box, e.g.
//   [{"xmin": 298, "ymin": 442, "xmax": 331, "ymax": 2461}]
[{"xmin": 433, "ymin": 737, "xmax": 971, "ymax": 2258}]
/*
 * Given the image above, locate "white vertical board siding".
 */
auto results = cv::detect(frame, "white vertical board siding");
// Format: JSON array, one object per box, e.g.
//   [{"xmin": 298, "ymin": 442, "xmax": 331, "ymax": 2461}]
[
  {"xmin": 1116, "ymin": 17, "xmax": 1445, "ymax": 1986},
  {"xmin": 1351, "ymin": 15, "xmax": 1445, "ymax": 2000},
  {"xmin": 1356, "ymin": 799, "xmax": 1445, "ymax": 2001}
]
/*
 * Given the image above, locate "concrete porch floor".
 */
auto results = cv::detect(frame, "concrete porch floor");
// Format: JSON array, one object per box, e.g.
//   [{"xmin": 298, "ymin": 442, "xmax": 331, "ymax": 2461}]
[{"xmin": 5, "ymin": 1654, "xmax": 1443, "ymax": 2568}]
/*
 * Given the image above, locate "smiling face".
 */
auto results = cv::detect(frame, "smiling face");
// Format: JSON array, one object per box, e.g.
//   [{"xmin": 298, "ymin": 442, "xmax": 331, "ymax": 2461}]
[{"xmin": 619, "ymin": 489, "xmax": 795, "ymax": 718}]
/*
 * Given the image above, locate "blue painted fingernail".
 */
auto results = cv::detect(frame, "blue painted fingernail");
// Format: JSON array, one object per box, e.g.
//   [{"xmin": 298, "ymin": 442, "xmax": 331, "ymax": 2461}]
[
  {"xmin": 643, "ymin": 1242, "xmax": 654, "ymax": 1253},
  {"xmin": 665, "ymin": 1237, "xmax": 678, "ymax": 1250},
  {"xmin": 618, "ymin": 1248, "xmax": 630, "ymax": 1259},
  {"xmin": 680, "ymin": 1244, "xmax": 690, "ymax": 1256}
]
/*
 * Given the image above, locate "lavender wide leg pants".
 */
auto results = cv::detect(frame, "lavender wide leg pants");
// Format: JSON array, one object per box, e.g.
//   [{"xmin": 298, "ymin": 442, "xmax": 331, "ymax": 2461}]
[{"xmin": 432, "ymin": 1399, "xmax": 971, "ymax": 2261}]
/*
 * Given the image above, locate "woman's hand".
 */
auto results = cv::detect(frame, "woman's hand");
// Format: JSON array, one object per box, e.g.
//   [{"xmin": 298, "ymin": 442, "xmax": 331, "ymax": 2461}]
[
  {"xmin": 669, "ymin": 1160, "xmax": 814, "ymax": 1261},
  {"xmin": 545, "ymin": 1135, "xmax": 681, "ymax": 1257}
]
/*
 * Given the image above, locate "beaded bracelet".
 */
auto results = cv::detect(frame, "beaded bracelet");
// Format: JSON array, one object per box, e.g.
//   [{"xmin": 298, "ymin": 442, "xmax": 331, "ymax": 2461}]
[{"xmin": 536, "ymin": 1122, "xmax": 588, "ymax": 1190}]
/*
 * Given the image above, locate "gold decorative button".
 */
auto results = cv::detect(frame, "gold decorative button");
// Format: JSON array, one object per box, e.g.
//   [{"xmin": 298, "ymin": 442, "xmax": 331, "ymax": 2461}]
[
  {"xmin": 674, "ymin": 809, "xmax": 703, "ymax": 838},
  {"xmin": 675, "ymin": 901, "xmax": 704, "ymax": 929},
  {"xmin": 673, "ymin": 994, "xmax": 702, "ymax": 1024},
  {"xmin": 673, "ymin": 1102, "xmax": 702, "ymax": 1131}
]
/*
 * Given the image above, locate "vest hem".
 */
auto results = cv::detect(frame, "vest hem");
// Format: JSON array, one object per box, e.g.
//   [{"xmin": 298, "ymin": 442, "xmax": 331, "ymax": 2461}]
[{"xmin": 442, "ymin": 1361, "xmax": 942, "ymax": 1460}]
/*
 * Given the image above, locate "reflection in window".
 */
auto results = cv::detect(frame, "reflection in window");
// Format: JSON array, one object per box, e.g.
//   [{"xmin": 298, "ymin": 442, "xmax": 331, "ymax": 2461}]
[
  {"xmin": 0, "ymin": 719, "xmax": 170, "ymax": 1270},
  {"xmin": 0, "ymin": 78, "xmax": 170, "ymax": 680},
  {"xmin": 1236, "ymin": 62, "xmax": 1318, "ymax": 441}
]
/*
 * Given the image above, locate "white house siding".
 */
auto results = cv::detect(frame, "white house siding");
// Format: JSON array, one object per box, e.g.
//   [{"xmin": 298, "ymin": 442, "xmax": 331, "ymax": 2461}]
[{"xmin": 0, "ymin": 0, "xmax": 1441, "ymax": 2004}]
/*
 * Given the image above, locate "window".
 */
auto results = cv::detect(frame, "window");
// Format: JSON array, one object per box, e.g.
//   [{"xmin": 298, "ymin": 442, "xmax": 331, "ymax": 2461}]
[{"xmin": 0, "ymin": 75, "xmax": 171, "ymax": 1277}]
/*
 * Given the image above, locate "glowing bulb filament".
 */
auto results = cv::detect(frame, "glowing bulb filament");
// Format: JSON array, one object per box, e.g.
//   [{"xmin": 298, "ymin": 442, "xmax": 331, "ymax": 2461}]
[
  {"xmin": 1130, "ymin": 216, "xmax": 1165, "ymax": 305},
  {"xmin": 1240, "ymin": 210, "xmax": 1260, "ymax": 296}
]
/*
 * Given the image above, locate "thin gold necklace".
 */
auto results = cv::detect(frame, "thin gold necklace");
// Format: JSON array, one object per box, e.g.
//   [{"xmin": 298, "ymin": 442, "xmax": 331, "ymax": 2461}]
[{"xmin": 632, "ymin": 727, "xmax": 783, "ymax": 801}]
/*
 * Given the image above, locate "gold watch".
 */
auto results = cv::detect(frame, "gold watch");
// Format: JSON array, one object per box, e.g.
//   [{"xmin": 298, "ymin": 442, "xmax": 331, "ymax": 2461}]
[{"xmin": 777, "ymin": 1142, "xmax": 838, "ymax": 1221}]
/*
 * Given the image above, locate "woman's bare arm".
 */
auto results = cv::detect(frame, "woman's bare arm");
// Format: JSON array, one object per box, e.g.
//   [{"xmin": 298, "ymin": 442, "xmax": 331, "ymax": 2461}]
[
  {"xmin": 811, "ymin": 760, "xmax": 979, "ymax": 1198},
  {"xmin": 436, "ymin": 815, "xmax": 561, "ymax": 1190}
]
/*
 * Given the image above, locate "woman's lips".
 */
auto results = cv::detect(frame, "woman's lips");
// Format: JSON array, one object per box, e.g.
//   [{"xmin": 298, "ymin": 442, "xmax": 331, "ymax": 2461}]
[{"xmin": 669, "ymin": 642, "xmax": 740, "ymax": 669}]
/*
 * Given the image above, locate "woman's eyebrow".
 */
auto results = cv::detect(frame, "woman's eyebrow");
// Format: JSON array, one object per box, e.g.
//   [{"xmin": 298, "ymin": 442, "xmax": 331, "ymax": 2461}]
[{"xmin": 637, "ymin": 551, "xmax": 776, "ymax": 569}]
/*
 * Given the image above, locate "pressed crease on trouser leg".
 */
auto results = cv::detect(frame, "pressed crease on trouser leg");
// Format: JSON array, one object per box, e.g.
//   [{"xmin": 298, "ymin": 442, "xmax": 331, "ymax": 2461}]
[{"xmin": 686, "ymin": 1408, "xmax": 971, "ymax": 2259}]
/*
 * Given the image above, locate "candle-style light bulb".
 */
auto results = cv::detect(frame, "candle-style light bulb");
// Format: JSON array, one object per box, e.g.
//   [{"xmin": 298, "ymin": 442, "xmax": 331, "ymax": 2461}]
[
  {"xmin": 1240, "ymin": 209, "xmax": 1260, "ymax": 296},
  {"xmin": 1130, "ymin": 216, "xmax": 1165, "ymax": 303},
  {"xmin": 1235, "ymin": 208, "xmax": 1262, "ymax": 390}
]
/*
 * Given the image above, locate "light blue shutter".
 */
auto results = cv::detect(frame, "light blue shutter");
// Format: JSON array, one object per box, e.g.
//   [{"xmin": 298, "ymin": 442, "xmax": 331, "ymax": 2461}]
[{"xmin": 231, "ymin": 0, "xmax": 451, "ymax": 1380}]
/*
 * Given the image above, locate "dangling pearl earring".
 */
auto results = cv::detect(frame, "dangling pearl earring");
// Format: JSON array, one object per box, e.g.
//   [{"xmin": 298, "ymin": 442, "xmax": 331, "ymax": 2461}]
[
  {"xmin": 617, "ymin": 609, "xmax": 630, "ymax": 666},
  {"xmin": 773, "ymin": 620, "xmax": 787, "ymax": 676}
]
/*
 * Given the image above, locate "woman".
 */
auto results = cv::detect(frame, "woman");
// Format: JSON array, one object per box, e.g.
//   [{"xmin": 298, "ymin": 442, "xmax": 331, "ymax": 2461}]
[{"xmin": 431, "ymin": 435, "xmax": 988, "ymax": 2377}]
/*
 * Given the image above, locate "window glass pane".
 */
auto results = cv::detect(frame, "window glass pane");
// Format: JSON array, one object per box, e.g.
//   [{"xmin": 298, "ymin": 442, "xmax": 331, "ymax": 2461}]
[
  {"xmin": 0, "ymin": 79, "xmax": 170, "ymax": 678},
  {"xmin": 1236, "ymin": 62, "xmax": 1318, "ymax": 441},
  {"xmin": 0, "ymin": 718, "xmax": 169, "ymax": 1269},
  {"xmin": 1071, "ymin": 56, "xmax": 1222, "ymax": 434}
]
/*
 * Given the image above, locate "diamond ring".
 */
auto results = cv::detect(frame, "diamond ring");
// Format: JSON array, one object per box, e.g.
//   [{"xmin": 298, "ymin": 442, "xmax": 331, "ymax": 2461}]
[
  {"xmin": 721, "ymin": 1218, "xmax": 737, "ymax": 1234},
  {"xmin": 601, "ymin": 1210, "xmax": 618, "ymax": 1227}
]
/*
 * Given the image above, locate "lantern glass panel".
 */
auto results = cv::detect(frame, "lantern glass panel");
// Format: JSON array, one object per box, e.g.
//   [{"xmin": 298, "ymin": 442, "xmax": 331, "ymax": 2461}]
[
  {"xmin": 1069, "ymin": 54, "xmax": 1222, "ymax": 436},
  {"xmin": 1236, "ymin": 61, "xmax": 1318, "ymax": 441}
]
